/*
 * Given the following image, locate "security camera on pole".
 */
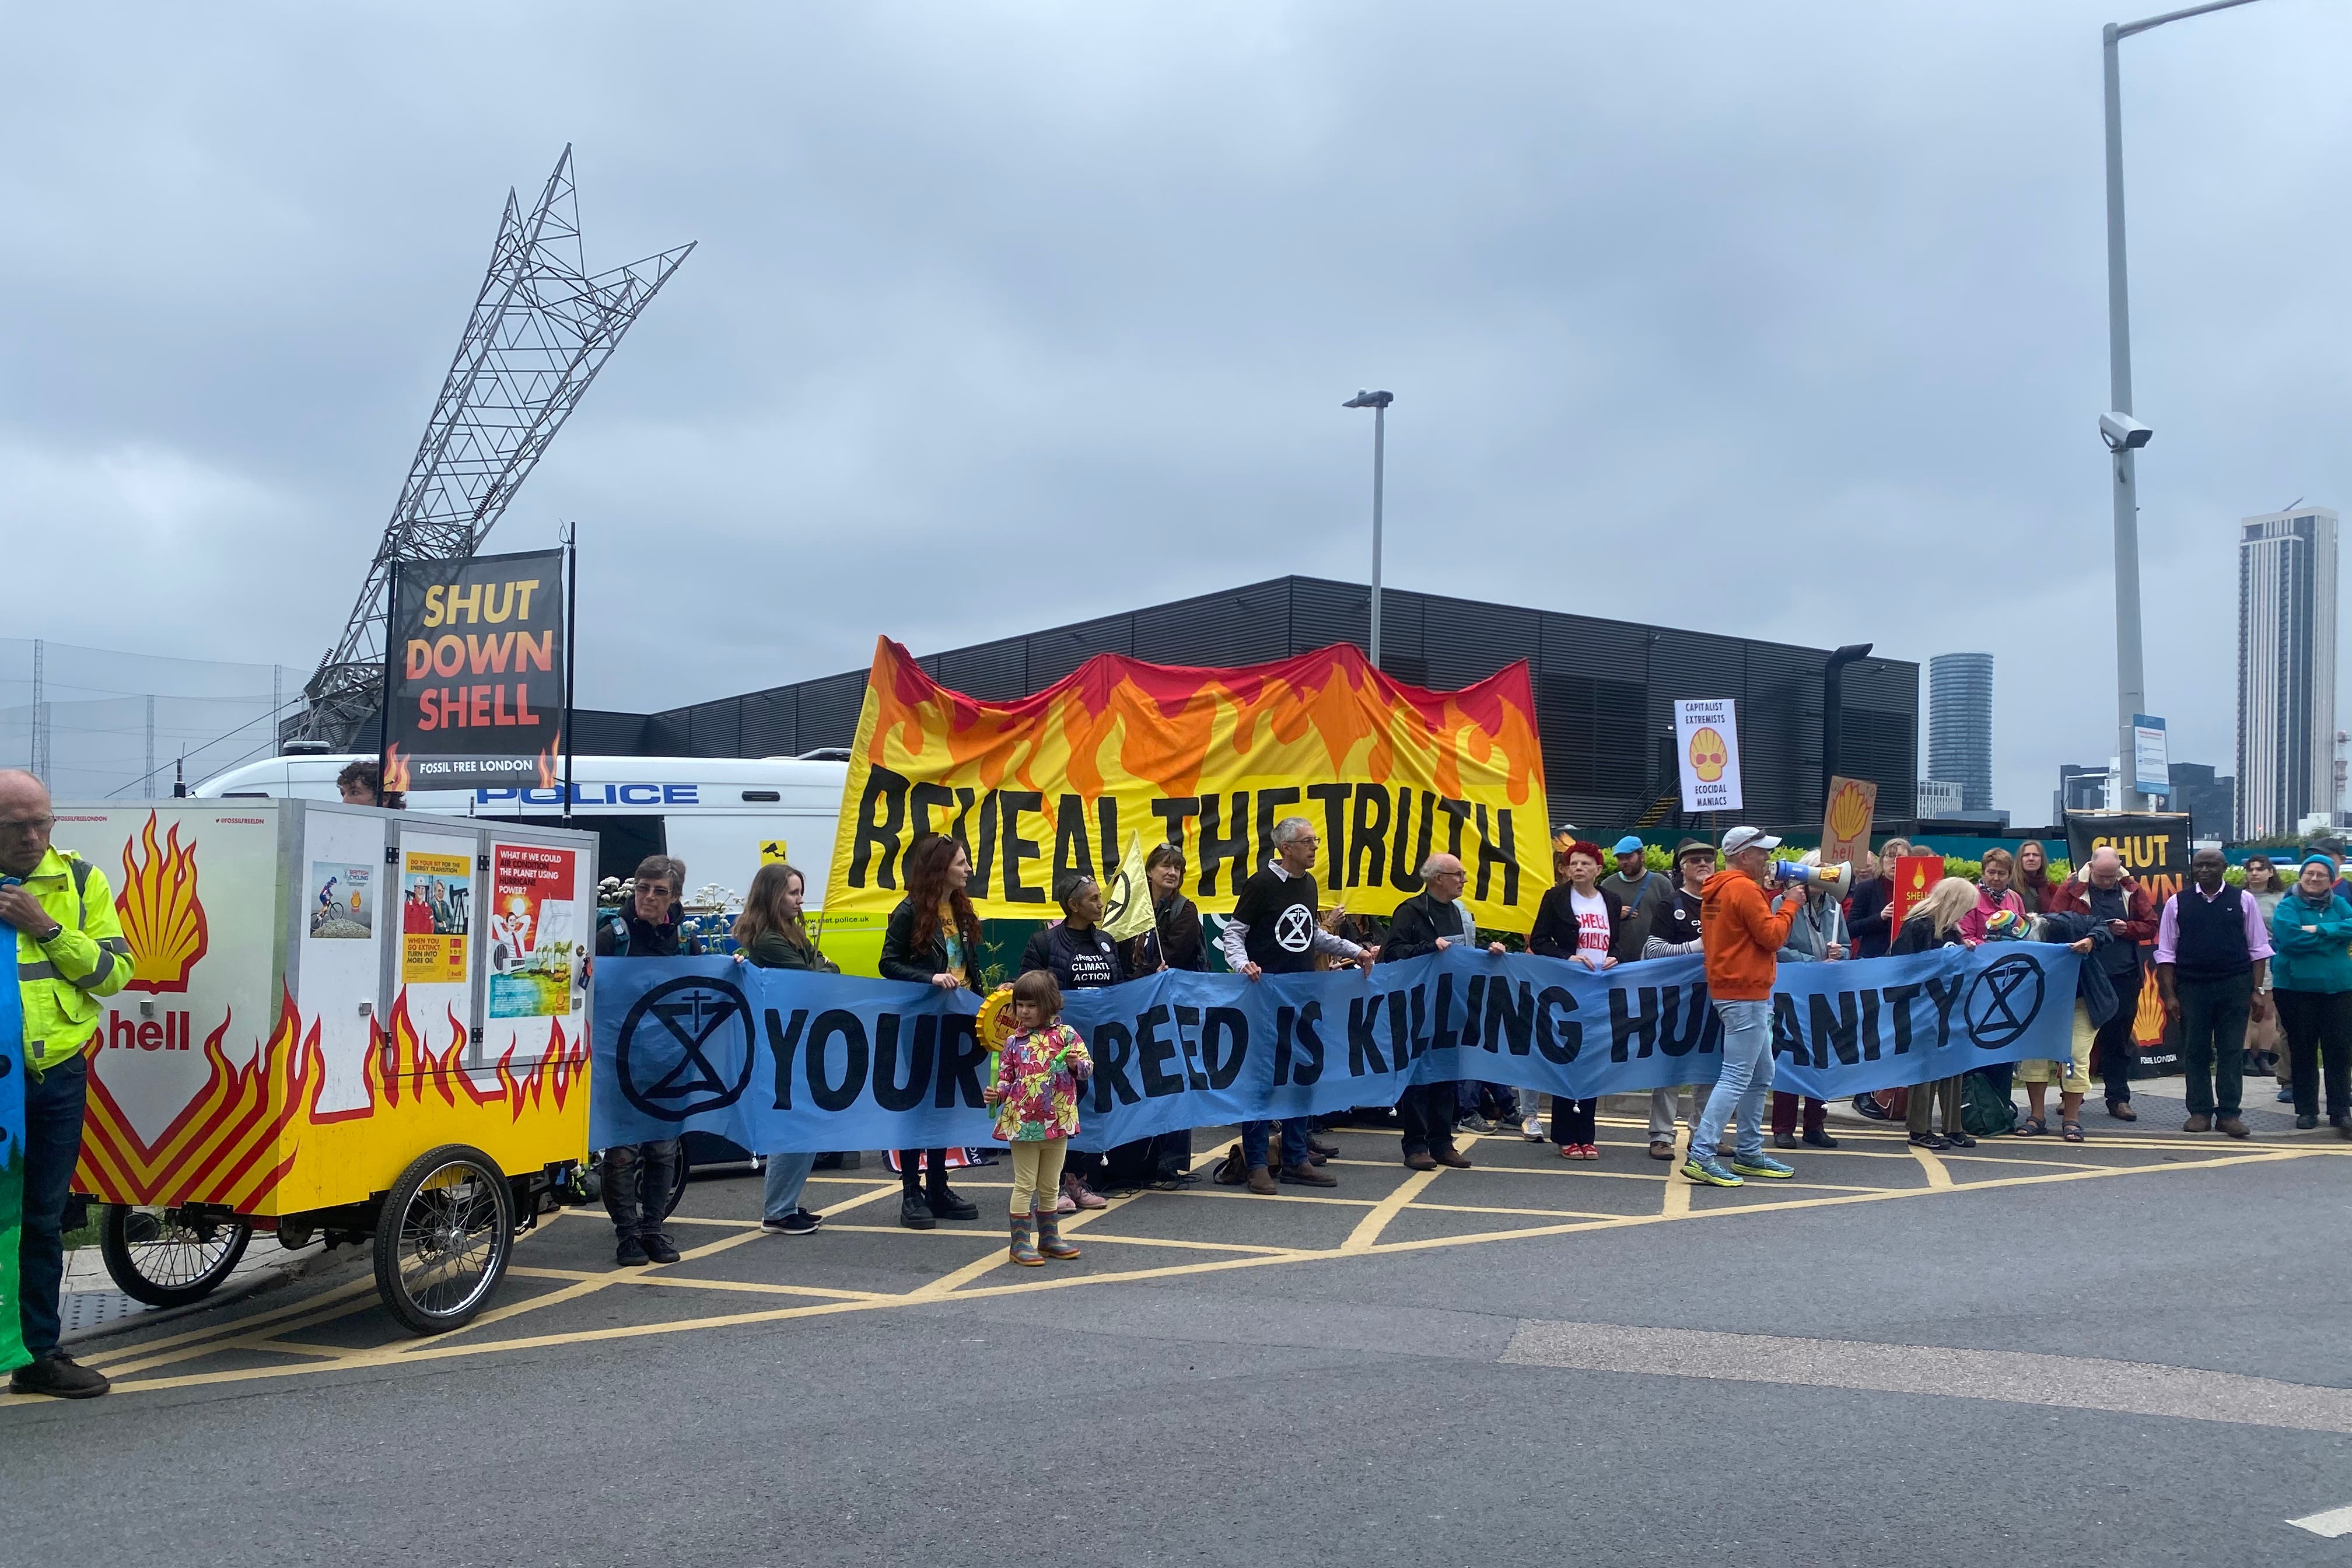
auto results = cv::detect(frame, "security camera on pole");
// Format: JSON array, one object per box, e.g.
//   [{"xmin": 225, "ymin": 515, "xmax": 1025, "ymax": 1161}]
[{"xmin": 2098, "ymin": 0, "xmax": 2273, "ymax": 810}]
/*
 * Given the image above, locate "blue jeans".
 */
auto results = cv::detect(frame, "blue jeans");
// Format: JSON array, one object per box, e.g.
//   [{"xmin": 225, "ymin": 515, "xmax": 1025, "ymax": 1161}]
[
  {"xmin": 1242, "ymin": 1118, "xmax": 1311, "ymax": 1171},
  {"xmin": 761, "ymin": 1151, "xmax": 817, "ymax": 1222},
  {"xmin": 1695, "ymin": 1000, "xmax": 1774, "ymax": 1163},
  {"xmin": 22, "ymin": 1053, "xmax": 90, "ymax": 1360}
]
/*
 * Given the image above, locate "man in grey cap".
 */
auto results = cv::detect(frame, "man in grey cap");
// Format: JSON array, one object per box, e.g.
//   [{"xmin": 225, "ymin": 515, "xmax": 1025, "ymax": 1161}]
[{"xmin": 1686, "ymin": 825, "xmax": 1801, "ymax": 1187}]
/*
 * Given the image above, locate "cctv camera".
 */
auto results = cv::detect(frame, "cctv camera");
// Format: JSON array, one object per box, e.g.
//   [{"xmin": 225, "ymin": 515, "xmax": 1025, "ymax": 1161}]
[{"xmin": 2099, "ymin": 412, "xmax": 2152, "ymax": 451}]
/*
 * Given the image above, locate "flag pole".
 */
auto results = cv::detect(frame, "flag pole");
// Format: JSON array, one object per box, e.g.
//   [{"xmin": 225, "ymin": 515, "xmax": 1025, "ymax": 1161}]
[{"xmin": 562, "ymin": 522, "xmax": 579, "ymax": 827}]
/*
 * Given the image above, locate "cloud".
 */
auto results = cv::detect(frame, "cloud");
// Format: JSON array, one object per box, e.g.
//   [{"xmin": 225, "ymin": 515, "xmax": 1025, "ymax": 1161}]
[{"xmin": 5, "ymin": 1, "xmax": 2350, "ymax": 820}]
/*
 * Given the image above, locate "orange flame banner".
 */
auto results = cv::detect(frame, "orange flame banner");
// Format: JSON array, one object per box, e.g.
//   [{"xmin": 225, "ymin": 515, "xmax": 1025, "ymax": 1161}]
[{"xmin": 822, "ymin": 637, "xmax": 1552, "ymax": 930}]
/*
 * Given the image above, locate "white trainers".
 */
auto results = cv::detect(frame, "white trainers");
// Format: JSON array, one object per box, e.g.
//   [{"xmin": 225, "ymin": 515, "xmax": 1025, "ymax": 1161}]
[{"xmin": 1520, "ymin": 1114, "xmax": 1545, "ymax": 1142}]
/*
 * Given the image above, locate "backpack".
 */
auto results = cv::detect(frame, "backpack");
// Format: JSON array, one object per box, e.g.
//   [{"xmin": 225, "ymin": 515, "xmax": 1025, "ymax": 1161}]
[{"xmin": 1961, "ymin": 1070, "xmax": 2018, "ymax": 1138}]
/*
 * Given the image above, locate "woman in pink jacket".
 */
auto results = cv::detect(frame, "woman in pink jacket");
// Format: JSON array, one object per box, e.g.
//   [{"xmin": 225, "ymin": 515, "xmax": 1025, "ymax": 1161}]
[{"xmin": 1958, "ymin": 847, "xmax": 2027, "ymax": 945}]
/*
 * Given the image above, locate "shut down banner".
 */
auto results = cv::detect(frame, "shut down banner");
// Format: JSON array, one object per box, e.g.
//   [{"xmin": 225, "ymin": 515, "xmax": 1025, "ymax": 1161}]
[
  {"xmin": 820, "ymin": 637, "xmax": 1555, "ymax": 934},
  {"xmin": 383, "ymin": 547, "xmax": 568, "ymax": 790},
  {"xmin": 590, "ymin": 943, "xmax": 2081, "ymax": 1154}
]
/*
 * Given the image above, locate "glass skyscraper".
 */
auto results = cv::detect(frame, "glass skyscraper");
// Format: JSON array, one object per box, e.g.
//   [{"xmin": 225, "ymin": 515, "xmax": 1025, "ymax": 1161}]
[
  {"xmin": 1927, "ymin": 652, "xmax": 1994, "ymax": 815},
  {"xmin": 2237, "ymin": 508, "xmax": 2339, "ymax": 839}
]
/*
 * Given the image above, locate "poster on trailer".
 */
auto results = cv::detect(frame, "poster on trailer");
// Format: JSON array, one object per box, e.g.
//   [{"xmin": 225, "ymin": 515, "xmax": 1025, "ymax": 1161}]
[
  {"xmin": 399, "ymin": 848, "xmax": 472, "ymax": 984},
  {"xmin": 487, "ymin": 843, "xmax": 579, "ymax": 1019},
  {"xmin": 382, "ymin": 548, "xmax": 566, "ymax": 792}
]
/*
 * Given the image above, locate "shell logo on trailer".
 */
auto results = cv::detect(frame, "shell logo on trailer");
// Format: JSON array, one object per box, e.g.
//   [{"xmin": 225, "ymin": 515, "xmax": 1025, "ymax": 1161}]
[
  {"xmin": 77, "ymin": 988, "xmax": 589, "ymax": 1209},
  {"xmin": 115, "ymin": 813, "xmax": 209, "ymax": 993}
]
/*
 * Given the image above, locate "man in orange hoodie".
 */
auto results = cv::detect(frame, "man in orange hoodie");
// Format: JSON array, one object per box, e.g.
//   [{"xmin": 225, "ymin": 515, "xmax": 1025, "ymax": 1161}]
[{"xmin": 1688, "ymin": 825, "xmax": 1802, "ymax": 1187}]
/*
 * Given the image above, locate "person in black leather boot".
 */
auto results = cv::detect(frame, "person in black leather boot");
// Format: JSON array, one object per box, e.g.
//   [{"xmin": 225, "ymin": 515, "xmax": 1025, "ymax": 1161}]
[{"xmin": 879, "ymin": 834, "xmax": 988, "ymax": 1228}]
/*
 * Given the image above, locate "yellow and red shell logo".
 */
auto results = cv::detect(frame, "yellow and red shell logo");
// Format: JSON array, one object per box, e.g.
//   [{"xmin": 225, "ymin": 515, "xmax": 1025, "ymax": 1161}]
[
  {"xmin": 1688, "ymin": 726, "xmax": 1728, "ymax": 783},
  {"xmin": 1826, "ymin": 780, "xmax": 1871, "ymax": 841},
  {"xmin": 116, "ymin": 811, "xmax": 208, "ymax": 994}
]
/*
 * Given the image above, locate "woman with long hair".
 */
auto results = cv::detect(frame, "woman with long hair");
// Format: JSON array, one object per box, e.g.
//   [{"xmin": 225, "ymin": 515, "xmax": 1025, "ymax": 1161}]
[
  {"xmin": 2012, "ymin": 839, "xmax": 2056, "ymax": 915},
  {"xmin": 878, "ymin": 835, "xmax": 984, "ymax": 1230},
  {"xmin": 1891, "ymin": 874, "xmax": 1979, "ymax": 1150},
  {"xmin": 733, "ymin": 862, "xmax": 838, "ymax": 1235}
]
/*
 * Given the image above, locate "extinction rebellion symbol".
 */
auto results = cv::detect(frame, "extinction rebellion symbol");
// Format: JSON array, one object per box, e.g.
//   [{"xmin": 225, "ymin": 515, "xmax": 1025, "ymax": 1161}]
[
  {"xmin": 1962, "ymin": 954, "xmax": 2045, "ymax": 1050},
  {"xmin": 615, "ymin": 974, "xmax": 755, "ymax": 1121},
  {"xmin": 1102, "ymin": 864, "xmax": 1136, "ymax": 931},
  {"xmin": 1273, "ymin": 905, "xmax": 1317, "ymax": 954}
]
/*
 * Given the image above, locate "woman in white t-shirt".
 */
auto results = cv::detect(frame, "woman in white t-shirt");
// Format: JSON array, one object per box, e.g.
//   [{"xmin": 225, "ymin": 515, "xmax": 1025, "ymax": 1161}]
[{"xmin": 1528, "ymin": 840, "xmax": 1626, "ymax": 1161}]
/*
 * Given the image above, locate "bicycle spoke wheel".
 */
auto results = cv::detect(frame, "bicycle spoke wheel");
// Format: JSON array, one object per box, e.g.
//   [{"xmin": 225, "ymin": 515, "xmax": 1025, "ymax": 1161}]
[
  {"xmin": 373, "ymin": 1145, "xmax": 514, "ymax": 1335},
  {"xmin": 100, "ymin": 1205, "xmax": 251, "ymax": 1307}
]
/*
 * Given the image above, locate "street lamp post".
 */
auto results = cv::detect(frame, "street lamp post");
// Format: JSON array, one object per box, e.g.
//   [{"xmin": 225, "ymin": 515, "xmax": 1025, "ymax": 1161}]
[
  {"xmin": 1343, "ymin": 390, "xmax": 1394, "ymax": 669},
  {"xmin": 2100, "ymin": 0, "xmax": 2269, "ymax": 810}
]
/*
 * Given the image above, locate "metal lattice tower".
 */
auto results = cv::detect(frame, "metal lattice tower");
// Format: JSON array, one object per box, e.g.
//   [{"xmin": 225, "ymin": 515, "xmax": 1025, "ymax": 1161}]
[{"xmin": 293, "ymin": 146, "xmax": 693, "ymax": 747}]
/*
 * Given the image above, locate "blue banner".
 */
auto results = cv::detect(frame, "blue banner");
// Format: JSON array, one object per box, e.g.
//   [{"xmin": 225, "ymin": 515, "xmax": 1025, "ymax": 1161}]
[{"xmin": 592, "ymin": 943, "xmax": 2081, "ymax": 1154}]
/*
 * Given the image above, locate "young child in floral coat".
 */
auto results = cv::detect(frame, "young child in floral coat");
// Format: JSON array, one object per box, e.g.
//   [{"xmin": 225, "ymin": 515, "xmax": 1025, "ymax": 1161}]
[{"xmin": 984, "ymin": 970, "xmax": 1094, "ymax": 1265}]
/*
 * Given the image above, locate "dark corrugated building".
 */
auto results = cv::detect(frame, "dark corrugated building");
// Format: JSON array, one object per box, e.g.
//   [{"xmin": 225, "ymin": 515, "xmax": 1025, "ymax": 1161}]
[{"xmin": 575, "ymin": 576, "xmax": 1920, "ymax": 834}]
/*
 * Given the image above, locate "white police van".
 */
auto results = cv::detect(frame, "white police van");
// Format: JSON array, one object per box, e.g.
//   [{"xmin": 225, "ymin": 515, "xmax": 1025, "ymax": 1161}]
[{"xmin": 197, "ymin": 752, "xmax": 852, "ymax": 935}]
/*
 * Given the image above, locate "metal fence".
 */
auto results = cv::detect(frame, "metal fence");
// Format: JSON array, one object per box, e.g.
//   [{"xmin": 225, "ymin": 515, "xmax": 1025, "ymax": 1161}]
[{"xmin": 0, "ymin": 638, "xmax": 299, "ymax": 800}]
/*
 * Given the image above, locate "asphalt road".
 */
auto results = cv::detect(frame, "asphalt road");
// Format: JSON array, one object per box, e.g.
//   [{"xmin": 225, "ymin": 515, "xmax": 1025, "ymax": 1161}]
[{"xmin": 8, "ymin": 1110, "xmax": 2351, "ymax": 1568}]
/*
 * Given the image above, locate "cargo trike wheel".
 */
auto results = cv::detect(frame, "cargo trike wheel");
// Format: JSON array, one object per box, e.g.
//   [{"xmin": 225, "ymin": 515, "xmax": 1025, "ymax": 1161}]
[
  {"xmin": 373, "ymin": 1144, "xmax": 515, "ymax": 1335},
  {"xmin": 100, "ymin": 1205, "xmax": 253, "ymax": 1307}
]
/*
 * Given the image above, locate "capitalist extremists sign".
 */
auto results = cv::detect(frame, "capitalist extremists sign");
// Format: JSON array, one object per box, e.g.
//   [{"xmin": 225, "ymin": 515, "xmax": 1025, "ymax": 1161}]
[
  {"xmin": 591, "ymin": 944, "xmax": 2082, "ymax": 1154},
  {"xmin": 820, "ymin": 638, "xmax": 1555, "ymax": 933}
]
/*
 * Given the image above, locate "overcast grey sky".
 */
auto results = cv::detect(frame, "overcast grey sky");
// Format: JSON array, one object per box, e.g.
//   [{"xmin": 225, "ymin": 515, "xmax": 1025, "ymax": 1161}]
[{"xmin": 7, "ymin": 2, "xmax": 2349, "ymax": 820}]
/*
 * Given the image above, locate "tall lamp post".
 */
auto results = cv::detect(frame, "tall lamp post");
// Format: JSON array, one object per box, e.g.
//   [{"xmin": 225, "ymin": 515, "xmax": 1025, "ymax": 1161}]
[
  {"xmin": 1343, "ymin": 390, "xmax": 1394, "ymax": 668},
  {"xmin": 1821, "ymin": 642, "xmax": 1874, "ymax": 811},
  {"xmin": 2100, "ymin": 0, "xmax": 2269, "ymax": 810}
]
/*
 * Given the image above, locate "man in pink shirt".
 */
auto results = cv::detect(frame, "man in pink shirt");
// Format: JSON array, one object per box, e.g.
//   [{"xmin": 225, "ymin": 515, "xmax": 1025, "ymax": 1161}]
[{"xmin": 2154, "ymin": 847, "xmax": 2275, "ymax": 1138}]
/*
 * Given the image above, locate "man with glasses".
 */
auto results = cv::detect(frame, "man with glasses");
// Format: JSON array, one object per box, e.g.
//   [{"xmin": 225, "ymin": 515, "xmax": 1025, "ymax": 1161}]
[
  {"xmin": 1, "ymin": 770, "xmax": 131, "ymax": 1398},
  {"xmin": 594, "ymin": 855, "xmax": 701, "ymax": 1265},
  {"xmin": 1222, "ymin": 817, "xmax": 1374, "ymax": 1193},
  {"xmin": 1378, "ymin": 853, "xmax": 1506, "ymax": 1170}
]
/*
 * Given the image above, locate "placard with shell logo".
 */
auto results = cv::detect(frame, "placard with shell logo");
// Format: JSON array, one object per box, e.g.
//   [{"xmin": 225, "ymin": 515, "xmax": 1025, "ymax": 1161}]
[{"xmin": 1673, "ymin": 698, "xmax": 1744, "ymax": 813}]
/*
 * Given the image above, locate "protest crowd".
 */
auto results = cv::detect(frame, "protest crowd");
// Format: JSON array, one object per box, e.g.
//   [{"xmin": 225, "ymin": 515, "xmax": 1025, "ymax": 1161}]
[
  {"xmin": 10, "ymin": 751, "xmax": 2351, "ymax": 1393},
  {"xmin": 576, "ymin": 806, "xmax": 2350, "ymax": 1274}
]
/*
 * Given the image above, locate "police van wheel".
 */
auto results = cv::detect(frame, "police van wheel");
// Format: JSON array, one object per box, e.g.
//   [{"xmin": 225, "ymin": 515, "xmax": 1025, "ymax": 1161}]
[
  {"xmin": 100, "ymin": 1205, "xmax": 253, "ymax": 1307},
  {"xmin": 373, "ymin": 1144, "xmax": 515, "ymax": 1335},
  {"xmin": 662, "ymin": 1151, "xmax": 691, "ymax": 1220}
]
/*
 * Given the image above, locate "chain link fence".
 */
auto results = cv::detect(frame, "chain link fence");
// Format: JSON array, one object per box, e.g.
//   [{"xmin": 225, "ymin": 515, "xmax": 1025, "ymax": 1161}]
[{"xmin": 0, "ymin": 638, "xmax": 303, "ymax": 800}]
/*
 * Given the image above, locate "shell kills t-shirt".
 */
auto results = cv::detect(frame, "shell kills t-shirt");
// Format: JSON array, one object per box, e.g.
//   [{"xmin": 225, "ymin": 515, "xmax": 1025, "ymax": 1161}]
[{"xmin": 1570, "ymin": 888, "xmax": 1611, "ymax": 958}]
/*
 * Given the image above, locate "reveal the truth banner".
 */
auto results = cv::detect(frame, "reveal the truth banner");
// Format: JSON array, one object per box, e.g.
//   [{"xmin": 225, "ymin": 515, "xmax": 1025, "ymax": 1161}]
[
  {"xmin": 821, "ymin": 638, "xmax": 1554, "ymax": 934},
  {"xmin": 590, "ymin": 943, "xmax": 2083, "ymax": 1155}
]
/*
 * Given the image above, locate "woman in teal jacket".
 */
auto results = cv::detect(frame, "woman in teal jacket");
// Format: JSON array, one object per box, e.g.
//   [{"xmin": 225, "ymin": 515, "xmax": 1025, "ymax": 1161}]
[{"xmin": 2267, "ymin": 853, "xmax": 2352, "ymax": 1134}]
